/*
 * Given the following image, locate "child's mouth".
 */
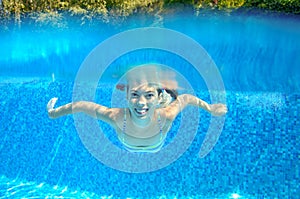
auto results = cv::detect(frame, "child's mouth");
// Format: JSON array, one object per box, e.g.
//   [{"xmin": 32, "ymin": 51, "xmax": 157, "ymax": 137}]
[{"xmin": 134, "ymin": 108, "xmax": 149, "ymax": 116}]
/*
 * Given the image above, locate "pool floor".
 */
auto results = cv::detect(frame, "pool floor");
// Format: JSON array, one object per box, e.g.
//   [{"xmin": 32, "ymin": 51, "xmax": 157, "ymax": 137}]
[{"xmin": 0, "ymin": 78, "xmax": 299, "ymax": 198}]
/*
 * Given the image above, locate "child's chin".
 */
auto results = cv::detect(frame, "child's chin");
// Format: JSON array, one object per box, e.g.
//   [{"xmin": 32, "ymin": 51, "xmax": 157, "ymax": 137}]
[
  {"xmin": 134, "ymin": 112, "xmax": 150, "ymax": 121},
  {"xmin": 134, "ymin": 113, "xmax": 148, "ymax": 119}
]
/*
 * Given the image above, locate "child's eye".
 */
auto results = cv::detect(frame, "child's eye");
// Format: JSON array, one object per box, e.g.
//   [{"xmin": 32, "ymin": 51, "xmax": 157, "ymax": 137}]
[
  {"xmin": 131, "ymin": 93, "xmax": 139, "ymax": 98},
  {"xmin": 146, "ymin": 93, "xmax": 154, "ymax": 99}
]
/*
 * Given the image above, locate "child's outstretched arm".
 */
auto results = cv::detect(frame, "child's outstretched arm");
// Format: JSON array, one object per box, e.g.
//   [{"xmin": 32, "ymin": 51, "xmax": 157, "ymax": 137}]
[
  {"xmin": 46, "ymin": 97, "xmax": 119, "ymax": 125},
  {"xmin": 161, "ymin": 94, "xmax": 227, "ymax": 120}
]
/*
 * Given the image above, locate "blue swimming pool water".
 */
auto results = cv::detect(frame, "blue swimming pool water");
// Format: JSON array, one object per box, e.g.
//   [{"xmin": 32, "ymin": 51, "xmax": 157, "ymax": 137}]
[{"xmin": 0, "ymin": 10, "xmax": 300, "ymax": 198}]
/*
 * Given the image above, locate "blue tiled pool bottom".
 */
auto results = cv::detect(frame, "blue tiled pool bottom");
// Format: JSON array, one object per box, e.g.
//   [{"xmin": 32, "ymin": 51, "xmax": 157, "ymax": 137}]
[{"xmin": 0, "ymin": 78, "xmax": 299, "ymax": 198}]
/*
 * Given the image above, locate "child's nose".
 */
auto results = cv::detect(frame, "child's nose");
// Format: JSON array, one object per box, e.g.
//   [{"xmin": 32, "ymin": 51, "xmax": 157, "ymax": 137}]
[{"xmin": 137, "ymin": 95, "xmax": 146, "ymax": 105}]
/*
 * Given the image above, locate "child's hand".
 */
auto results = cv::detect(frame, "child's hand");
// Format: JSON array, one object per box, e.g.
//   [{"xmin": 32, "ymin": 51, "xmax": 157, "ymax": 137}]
[
  {"xmin": 47, "ymin": 97, "xmax": 58, "ymax": 111},
  {"xmin": 209, "ymin": 104, "xmax": 227, "ymax": 116}
]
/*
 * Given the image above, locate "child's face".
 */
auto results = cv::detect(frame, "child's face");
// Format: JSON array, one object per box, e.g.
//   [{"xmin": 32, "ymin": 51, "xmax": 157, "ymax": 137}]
[{"xmin": 127, "ymin": 84, "xmax": 160, "ymax": 121}]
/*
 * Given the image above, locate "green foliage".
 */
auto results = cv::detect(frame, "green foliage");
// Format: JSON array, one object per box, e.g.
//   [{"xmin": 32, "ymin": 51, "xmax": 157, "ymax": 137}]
[
  {"xmin": 244, "ymin": 0, "xmax": 300, "ymax": 14},
  {"xmin": 0, "ymin": 0, "xmax": 299, "ymax": 27},
  {"xmin": 30, "ymin": 11, "xmax": 67, "ymax": 28},
  {"xmin": 217, "ymin": 0, "xmax": 245, "ymax": 8}
]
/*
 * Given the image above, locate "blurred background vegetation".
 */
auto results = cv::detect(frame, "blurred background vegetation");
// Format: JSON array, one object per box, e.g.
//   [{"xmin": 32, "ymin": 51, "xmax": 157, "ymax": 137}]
[{"xmin": 0, "ymin": 0, "xmax": 299, "ymax": 26}]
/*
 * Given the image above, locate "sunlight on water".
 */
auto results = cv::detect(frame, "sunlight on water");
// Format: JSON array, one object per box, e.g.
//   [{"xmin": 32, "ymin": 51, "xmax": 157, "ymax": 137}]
[
  {"xmin": 230, "ymin": 193, "xmax": 242, "ymax": 199},
  {"xmin": 0, "ymin": 31, "xmax": 73, "ymax": 63},
  {"xmin": 0, "ymin": 175, "xmax": 102, "ymax": 198},
  {"xmin": 52, "ymin": 73, "xmax": 56, "ymax": 82},
  {"xmin": 0, "ymin": 175, "xmax": 258, "ymax": 199}
]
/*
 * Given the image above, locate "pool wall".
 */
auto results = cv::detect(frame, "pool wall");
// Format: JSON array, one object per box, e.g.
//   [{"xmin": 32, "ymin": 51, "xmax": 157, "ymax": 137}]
[{"xmin": 1, "ymin": 12, "xmax": 299, "ymax": 92}]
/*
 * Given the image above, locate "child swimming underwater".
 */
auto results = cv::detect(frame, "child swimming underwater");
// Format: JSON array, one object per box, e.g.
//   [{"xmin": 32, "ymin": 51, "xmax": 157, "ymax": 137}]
[{"xmin": 47, "ymin": 65, "xmax": 227, "ymax": 153}]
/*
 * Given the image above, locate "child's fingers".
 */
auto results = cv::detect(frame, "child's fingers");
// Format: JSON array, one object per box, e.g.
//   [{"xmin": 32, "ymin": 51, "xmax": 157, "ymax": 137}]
[{"xmin": 47, "ymin": 97, "xmax": 58, "ymax": 111}]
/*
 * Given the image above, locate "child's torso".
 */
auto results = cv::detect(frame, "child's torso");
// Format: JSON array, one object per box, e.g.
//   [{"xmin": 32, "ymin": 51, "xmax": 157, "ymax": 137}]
[{"xmin": 114, "ymin": 108, "xmax": 172, "ymax": 147}]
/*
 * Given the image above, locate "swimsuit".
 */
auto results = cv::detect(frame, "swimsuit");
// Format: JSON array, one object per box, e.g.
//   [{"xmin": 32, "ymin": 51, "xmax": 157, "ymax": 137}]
[{"xmin": 119, "ymin": 109, "xmax": 165, "ymax": 153}]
